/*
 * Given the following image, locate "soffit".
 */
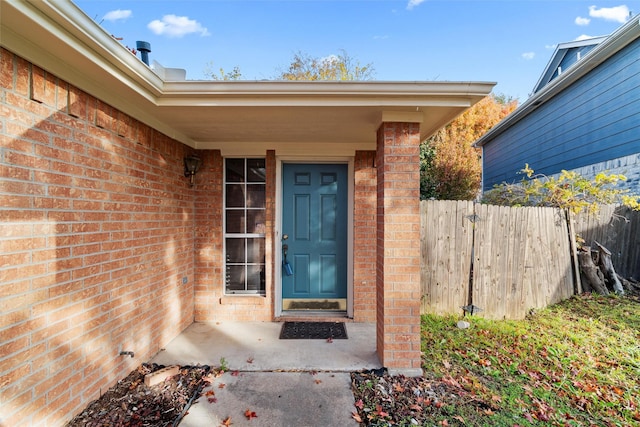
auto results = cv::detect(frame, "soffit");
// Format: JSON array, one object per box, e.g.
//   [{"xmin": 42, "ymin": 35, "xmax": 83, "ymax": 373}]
[{"xmin": 1, "ymin": 0, "xmax": 495, "ymax": 149}]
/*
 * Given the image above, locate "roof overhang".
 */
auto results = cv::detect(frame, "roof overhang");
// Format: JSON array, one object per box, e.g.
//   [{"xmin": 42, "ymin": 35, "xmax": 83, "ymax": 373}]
[
  {"xmin": 474, "ymin": 15, "xmax": 640, "ymax": 148},
  {"xmin": 2, "ymin": 0, "xmax": 496, "ymax": 151}
]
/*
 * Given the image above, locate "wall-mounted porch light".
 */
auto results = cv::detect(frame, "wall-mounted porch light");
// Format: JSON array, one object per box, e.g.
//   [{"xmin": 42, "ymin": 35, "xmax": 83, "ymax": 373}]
[{"xmin": 184, "ymin": 155, "xmax": 201, "ymax": 187}]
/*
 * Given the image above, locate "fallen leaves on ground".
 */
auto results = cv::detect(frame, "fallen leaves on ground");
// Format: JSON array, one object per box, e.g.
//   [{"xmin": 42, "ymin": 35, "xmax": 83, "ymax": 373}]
[
  {"xmin": 244, "ymin": 409, "xmax": 258, "ymax": 420},
  {"xmin": 65, "ymin": 363, "xmax": 211, "ymax": 427},
  {"xmin": 352, "ymin": 295, "xmax": 639, "ymax": 426},
  {"xmin": 351, "ymin": 369, "xmax": 497, "ymax": 426}
]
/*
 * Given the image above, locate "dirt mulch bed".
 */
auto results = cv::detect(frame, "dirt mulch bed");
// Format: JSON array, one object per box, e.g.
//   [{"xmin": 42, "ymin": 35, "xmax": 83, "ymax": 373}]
[
  {"xmin": 351, "ymin": 369, "xmax": 497, "ymax": 426},
  {"xmin": 66, "ymin": 364, "xmax": 212, "ymax": 427}
]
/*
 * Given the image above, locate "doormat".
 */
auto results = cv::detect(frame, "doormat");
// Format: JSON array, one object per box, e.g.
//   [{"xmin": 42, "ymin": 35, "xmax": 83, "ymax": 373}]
[
  {"xmin": 288, "ymin": 301, "xmax": 341, "ymax": 310},
  {"xmin": 279, "ymin": 322, "xmax": 348, "ymax": 339}
]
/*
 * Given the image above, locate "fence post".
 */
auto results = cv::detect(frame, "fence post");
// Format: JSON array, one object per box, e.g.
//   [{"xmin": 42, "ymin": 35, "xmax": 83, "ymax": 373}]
[{"xmin": 566, "ymin": 209, "xmax": 582, "ymax": 295}]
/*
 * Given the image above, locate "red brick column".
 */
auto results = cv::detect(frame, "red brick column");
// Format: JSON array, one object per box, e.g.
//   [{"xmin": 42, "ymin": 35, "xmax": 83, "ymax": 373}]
[
  {"xmin": 265, "ymin": 150, "xmax": 276, "ymax": 317},
  {"xmin": 194, "ymin": 150, "xmax": 223, "ymax": 320},
  {"xmin": 354, "ymin": 151, "xmax": 377, "ymax": 322},
  {"xmin": 376, "ymin": 122, "xmax": 423, "ymax": 376}
]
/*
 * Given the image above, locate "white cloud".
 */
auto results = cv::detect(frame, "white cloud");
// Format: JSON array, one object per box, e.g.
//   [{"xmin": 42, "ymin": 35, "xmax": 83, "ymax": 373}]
[
  {"xmin": 103, "ymin": 9, "xmax": 132, "ymax": 22},
  {"xmin": 575, "ymin": 34, "xmax": 596, "ymax": 41},
  {"xmin": 147, "ymin": 15, "xmax": 210, "ymax": 38},
  {"xmin": 407, "ymin": 0, "xmax": 426, "ymax": 10},
  {"xmin": 575, "ymin": 16, "xmax": 591, "ymax": 26},
  {"xmin": 545, "ymin": 44, "xmax": 557, "ymax": 50},
  {"xmin": 521, "ymin": 52, "xmax": 535, "ymax": 60},
  {"xmin": 588, "ymin": 5, "xmax": 630, "ymax": 23}
]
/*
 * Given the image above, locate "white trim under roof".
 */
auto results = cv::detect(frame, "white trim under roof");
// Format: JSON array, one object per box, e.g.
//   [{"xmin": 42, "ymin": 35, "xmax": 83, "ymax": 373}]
[{"xmin": 1, "ymin": 0, "xmax": 496, "ymax": 148}]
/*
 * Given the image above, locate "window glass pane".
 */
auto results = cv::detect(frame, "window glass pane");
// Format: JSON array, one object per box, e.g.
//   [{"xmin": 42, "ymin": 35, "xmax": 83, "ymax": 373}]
[
  {"xmin": 246, "ymin": 184, "xmax": 265, "ymax": 208},
  {"xmin": 246, "ymin": 265, "xmax": 265, "ymax": 291},
  {"xmin": 247, "ymin": 158, "xmax": 266, "ymax": 182},
  {"xmin": 226, "ymin": 184, "xmax": 245, "ymax": 207},
  {"xmin": 226, "ymin": 210, "xmax": 245, "ymax": 233},
  {"xmin": 246, "ymin": 238, "xmax": 265, "ymax": 264},
  {"xmin": 226, "ymin": 158, "xmax": 245, "ymax": 182},
  {"xmin": 224, "ymin": 157, "xmax": 266, "ymax": 295},
  {"xmin": 226, "ymin": 238, "xmax": 245, "ymax": 263},
  {"xmin": 247, "ymin": 210, "xmax": 265, "ymax": 234},
  {"xmin": 226, "ymin": 265, "xmax": 245, "ymax": 291}
]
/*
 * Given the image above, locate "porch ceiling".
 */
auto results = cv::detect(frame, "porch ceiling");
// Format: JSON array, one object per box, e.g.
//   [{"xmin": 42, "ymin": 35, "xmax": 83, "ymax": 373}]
[
  {"xmin": 1, "ymin": 0, "xmax": 496, "ymax": 149},
  {"xmin": 151, "ymin": 82, "xmax": 493, "ymax": 147}
]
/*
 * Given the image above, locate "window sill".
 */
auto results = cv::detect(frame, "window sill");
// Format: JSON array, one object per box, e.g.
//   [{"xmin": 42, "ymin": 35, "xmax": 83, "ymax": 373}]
[{"xmin": 220, "ymin": 295, "xmax": 266, "ymax": 305}]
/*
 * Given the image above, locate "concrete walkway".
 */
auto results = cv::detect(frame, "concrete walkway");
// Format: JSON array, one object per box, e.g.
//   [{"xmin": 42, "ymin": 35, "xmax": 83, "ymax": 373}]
[{"xmin": 150, "ymin": 321, "xmax": 381, "ymax": 427}]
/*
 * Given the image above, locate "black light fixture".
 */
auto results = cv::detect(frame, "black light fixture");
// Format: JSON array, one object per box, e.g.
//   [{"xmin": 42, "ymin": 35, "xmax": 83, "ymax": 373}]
[{"xmin": 184, "ymin": 155, "xmax": 201, "ymax": 187}]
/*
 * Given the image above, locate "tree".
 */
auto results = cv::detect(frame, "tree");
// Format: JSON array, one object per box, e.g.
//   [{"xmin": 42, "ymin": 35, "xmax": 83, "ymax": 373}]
[
  {"xmin": 420, "ymin": 94, "xmax": 517, "ymax": 200},
  {"xmin": 203, "ymin": 49, "xmax": 373, "ymax": 81},
  {"xmin": 204, "ymin": 62, "xmax": 243, "ymax": 80},
  {"xmin": 482, "ymin": 164, "xmax": 640, "ymax": 214},
  {"xmin": 275, "ymin": 50, "xmax": 374, "ymax": 81}
]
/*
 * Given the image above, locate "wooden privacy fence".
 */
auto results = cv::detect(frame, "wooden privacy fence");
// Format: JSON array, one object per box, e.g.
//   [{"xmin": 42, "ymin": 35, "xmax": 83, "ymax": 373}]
[
  {"xmin": 421, "ymin": 201, "xmax": 640, "ymax": 320},
  {"xmin": 421, "ymin": 201, "xmax": 575, "ymax": 320}
]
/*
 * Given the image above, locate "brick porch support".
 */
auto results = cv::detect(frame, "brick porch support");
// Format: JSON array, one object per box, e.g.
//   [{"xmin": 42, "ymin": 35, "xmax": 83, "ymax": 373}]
[{"xmin": 376, "ymin": 118, "xmax": 423, "ymax": 377}]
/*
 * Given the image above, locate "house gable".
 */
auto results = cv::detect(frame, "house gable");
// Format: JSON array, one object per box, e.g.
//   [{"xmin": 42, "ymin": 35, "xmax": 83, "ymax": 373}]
[
  {"xmin": 532, "ymin": 37, "xmax": 606, "ymax": 94},
  {"xmin": 476, "ymin": 16, "xmax": 640, "ymax": 193}
]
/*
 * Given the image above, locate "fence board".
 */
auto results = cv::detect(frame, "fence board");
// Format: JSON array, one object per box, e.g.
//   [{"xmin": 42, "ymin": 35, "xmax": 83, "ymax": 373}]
[
  {"xmin": 420, "ymin": 200, "xmax": 473, "ymax": 315},
  {"xmin": 421, "ymin": 201, "xmax": 577, "ymax": 320},
  {"xmin": 472, "ymin": 205, "xmax": 574, "ymax": 319}
]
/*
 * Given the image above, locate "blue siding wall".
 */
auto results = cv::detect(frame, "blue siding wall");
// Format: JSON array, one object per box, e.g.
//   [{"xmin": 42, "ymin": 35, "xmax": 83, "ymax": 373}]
[{"xmin": 482, "ymin": 37, "xmax": 640, "ymax": 191}]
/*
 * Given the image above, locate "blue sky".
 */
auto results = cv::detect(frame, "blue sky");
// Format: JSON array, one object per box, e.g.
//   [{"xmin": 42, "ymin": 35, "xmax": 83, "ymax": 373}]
[{"xmin": 73, "ymin": 1, "xmax": 636, "ymax": 101}]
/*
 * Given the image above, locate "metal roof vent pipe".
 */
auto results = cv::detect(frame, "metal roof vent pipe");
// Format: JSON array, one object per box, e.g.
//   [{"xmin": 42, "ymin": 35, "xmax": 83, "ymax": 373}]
[{"xmin": 136, "ymin": 41, "xmax": 151, "ymax": 66}]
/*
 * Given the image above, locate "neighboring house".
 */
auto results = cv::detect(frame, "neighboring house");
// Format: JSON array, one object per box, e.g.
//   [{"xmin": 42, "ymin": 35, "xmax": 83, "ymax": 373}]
[
  {"xmin": 475, "ymin": 15, "xmax": 640, "ymax": 194},
  {"xmin": 0, "ymin": 1, "xmax": 494, "ymax": 425}
]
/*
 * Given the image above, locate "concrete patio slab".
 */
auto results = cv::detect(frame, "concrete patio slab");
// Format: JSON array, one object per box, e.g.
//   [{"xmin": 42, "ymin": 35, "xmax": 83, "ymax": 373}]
[
  {"xmin": 149, "ymin": 322, "xmax": 380, "ymax": 427},
  {"xmin": 150, "ymin": 321, "xmax": 381, "ymax": 372},
  {"xmin": 179, "ymin": 371, "xmax": 359, "ymax": 427}
]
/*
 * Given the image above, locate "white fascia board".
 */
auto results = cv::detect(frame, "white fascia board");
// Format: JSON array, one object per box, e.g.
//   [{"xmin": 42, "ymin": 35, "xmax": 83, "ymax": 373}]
[
  {"xmin": 157, "ymin": 81, "xmax": 490, "ymax": 108},
  {"xmin": 556, "ymin": 36, "xmax": 608, "ymax": 50},
  {"xmin": 155, "ymin": 97, "xmax": 474, "ymax": 108},
  {"xmin": 160, "ymin": 80, "xmax": 495, "ymax": 98}
]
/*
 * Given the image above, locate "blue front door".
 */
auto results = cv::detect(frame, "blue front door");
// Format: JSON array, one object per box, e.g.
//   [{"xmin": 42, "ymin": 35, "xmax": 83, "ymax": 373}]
[{"xmin": 282, "ymin": 163, "xmax": 348, "ymax": 299}]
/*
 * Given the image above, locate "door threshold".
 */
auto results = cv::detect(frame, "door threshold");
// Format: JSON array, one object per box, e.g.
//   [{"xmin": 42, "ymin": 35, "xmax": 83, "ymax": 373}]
[
  {"xmin": 283, "ymin": 298, "xmax": 347, "ymax": 311},
  {"xmin": 276, "ymin": 311, "xmax": 350, "ymax": 323}
]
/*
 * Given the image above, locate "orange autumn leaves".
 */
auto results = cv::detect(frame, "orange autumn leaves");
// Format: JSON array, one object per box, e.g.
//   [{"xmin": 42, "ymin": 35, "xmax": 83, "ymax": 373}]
[{"xmin": 421, "ymin": 94, "xmax": 517, "ymax": 200}]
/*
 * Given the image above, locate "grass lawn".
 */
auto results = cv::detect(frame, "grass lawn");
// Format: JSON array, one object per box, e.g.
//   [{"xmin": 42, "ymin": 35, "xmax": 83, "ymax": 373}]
[{"xmin": 351, "ymin": 293, "xmax": 640, "ymax": 426}]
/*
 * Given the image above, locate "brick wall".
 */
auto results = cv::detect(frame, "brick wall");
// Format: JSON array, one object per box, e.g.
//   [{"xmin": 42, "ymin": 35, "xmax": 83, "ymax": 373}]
[
  {"xmin": 0, "ymin": 48, "xmax": 196, "ymax": 426},
  {"xmin": 375, "ymin": 122, "xmax": 422, "ymax": 375},
  {"xmin": 193, "ymin": 150, "xmax": 274, "ymax": 322},
  {"xmin": 354, "ymin": 151, "xmax": 377, "ymax": 322}
]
